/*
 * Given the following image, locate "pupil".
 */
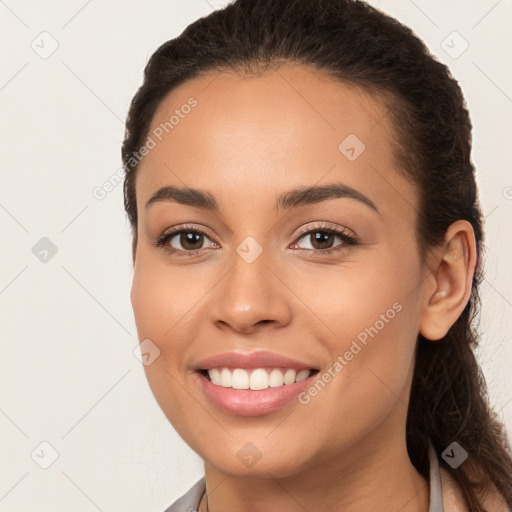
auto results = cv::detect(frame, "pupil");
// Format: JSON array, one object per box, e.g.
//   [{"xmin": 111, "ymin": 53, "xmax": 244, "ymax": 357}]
[
  {"xmin": 182, "ymin": 232, "xmax": 202, "ymax": 250},
  {"xmin": 313, "ymin": 232, "xmax": 333, "ymax": 249}
]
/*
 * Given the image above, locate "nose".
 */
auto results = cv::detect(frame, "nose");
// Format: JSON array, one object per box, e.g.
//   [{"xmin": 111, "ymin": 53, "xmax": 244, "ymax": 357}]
[{"xmin": 209, "ymin": 244, "xmax": 292, "ymax": 335}]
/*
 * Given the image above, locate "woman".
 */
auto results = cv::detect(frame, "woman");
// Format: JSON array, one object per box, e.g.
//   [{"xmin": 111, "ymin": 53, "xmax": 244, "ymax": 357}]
[{"xmin": 122, "ymin": 0, "xmax": 512, "ymax": 510}]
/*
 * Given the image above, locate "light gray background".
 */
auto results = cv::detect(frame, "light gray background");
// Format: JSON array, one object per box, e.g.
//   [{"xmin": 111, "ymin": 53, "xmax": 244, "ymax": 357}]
[{"xmin": 1, "ymin": 1, "xmax": 511, "ymax": 511}]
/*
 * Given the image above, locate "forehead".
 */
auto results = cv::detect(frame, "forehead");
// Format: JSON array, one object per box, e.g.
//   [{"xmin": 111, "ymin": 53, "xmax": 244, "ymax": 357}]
[
  {"xmin": 146, "ymin": 64, "xmax": 390, "ymax": 150},
  {"xmin": 135, "ymin": 64, "xmax": 415, "ymax": 220}
]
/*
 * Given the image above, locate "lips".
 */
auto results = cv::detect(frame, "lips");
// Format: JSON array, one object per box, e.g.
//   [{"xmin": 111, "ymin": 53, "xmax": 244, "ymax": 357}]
[
  {"xmin": 191, "ymin": 350, "xmax": 320, "ymax": 415},
  {"xmin": 193, "ymin": 350, "xmax": 318, "ymax": 372}
]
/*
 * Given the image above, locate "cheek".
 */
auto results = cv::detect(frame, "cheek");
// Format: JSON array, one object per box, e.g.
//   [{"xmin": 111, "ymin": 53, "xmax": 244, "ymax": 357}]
[
  {"xmin": 290, "ymin": 245, "xmax": 421, "ymax": 343},
  {"xmin": 294, "ymin": 244, "xmax": 423, "ymax": 400},
  {"xmin": 130, "ymin": 257, "xmax": 218, "ymax": 401},
  {"xmin": 130, "ymin": 264, "xmax": 186, "ymax": 390},
  {"xmin": 130, "ymin": 257, "xmax": 207, "ymax": 344},
  {"xmin": 292, "ymin": 273, "xmax": 421, "ymax": 450},
  {"xmin": 130, "ymin": 265, "xmax": 200, "ymax": 432}
]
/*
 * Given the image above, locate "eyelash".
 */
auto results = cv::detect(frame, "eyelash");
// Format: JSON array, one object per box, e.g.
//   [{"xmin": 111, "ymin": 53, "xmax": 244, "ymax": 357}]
[{"xmin": 152, "ymin": 222, "xmax": 359, "ymax": 258}]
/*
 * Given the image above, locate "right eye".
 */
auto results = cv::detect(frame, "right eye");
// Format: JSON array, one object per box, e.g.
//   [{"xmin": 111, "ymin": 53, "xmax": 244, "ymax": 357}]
[{"xmin": 153, "ymin": 225, "xmax": 219, "ymax": 257}]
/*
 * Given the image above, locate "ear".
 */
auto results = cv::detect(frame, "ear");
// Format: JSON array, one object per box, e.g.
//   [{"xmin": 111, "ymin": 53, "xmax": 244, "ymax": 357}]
[{"xmin": 419, "ymin": 220, "xmax": 478, "ymax": 341}]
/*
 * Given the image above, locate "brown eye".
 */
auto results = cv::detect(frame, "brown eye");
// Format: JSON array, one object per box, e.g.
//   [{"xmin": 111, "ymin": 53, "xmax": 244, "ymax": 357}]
[
  {"xmin": 154, "ymin": 225, "xmax": 218, "ymax": 257},
  {"xmin": 165, "ymin": 230, "xmax": 217, "ymax": 252},
  {"xmin": 307, "ymin": 231, "xmax": 337, "ymax": 250},
  {"xmin": 170, "ymin": 231, "xmax": 207, "ymax": 251},
  {"xmin": 290, "ymin": 223, "xmax": 359, "ymax": 256}
]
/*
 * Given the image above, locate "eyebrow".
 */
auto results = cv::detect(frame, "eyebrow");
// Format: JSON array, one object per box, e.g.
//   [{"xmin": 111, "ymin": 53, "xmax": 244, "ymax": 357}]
[{"xmin": 145, "ymin": 182, "xmax": 379, "ymax": 214}]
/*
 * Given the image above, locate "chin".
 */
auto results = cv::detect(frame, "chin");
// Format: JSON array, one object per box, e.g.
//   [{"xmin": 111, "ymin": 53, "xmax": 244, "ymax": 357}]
[{"xmin": 195, "ymin": 439, "xmax": 316, "ymax": 480}]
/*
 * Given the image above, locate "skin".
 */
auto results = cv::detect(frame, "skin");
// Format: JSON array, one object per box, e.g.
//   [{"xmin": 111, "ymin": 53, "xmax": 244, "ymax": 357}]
[{"xmin": 130, "ymin": 65, "xmax": 477, "ymax": 512}]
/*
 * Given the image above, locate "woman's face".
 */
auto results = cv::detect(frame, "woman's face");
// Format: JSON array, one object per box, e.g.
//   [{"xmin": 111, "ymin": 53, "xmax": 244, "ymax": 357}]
[{"xmin": 130, "ymin": 65, "xmax": 429, "ymax": 477}]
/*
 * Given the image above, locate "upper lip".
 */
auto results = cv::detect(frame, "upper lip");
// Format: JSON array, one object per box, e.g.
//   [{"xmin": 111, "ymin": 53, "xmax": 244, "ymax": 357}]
[{"xmin": 193, "ymin": 351, "xmax": 318, "ymax": 371}]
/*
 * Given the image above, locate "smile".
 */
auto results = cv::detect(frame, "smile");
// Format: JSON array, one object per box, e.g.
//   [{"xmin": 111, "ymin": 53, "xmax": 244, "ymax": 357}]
[
  {"xmin": 195, "ymin": 367, "xmax": 320, "ymax": 416},
  {"xmin": 201, "ymin": 367, "xmax": 319, "ymax": 390}
]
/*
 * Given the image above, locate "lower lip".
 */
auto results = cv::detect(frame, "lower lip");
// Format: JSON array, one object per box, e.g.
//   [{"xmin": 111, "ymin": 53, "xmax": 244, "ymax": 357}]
[{"xmin": 195, "ymin": 371, "xmax": 316, "ymax": 416}]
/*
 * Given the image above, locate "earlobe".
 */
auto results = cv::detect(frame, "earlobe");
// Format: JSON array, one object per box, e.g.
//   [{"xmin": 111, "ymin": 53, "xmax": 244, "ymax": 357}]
[{"xmin": 419, "ymin": 220, "xmax": 477, "ymax": 341}]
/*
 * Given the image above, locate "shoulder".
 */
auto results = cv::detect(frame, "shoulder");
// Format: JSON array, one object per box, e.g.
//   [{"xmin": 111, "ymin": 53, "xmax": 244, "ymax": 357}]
[
  {"xmin": 440, "ymin": 466, "xmax": 510, "ymax": 512},
  {"xmin": 162, "ymin": 477, "xmax": 206, "ymax": 512}
]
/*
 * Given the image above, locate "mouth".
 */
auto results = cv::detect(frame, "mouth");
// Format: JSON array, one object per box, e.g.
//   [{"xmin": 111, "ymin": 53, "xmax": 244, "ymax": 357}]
[
  {"xmin": 197, "ymin": 367, "xmax": 320, "ymax": 391},
  {"xmin": 195, "ymin": 366, "xmax": 320, "ymax": 416}
]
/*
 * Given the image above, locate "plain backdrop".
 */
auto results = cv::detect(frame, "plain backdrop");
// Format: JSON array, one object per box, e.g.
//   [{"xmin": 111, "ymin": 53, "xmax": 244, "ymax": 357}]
[{"xmin": 1, "ymin": 1, "xmax": 511, "ymax": 511}]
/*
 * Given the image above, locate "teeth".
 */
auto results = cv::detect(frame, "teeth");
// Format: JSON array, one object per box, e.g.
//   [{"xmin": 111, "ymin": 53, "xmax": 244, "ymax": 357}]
[
  {"xmin": 220, "ymin": 368, "xmax": 232, "ymax": 387},
  {"xmin": 295, "ymin": 369, "xmax": 310, "ymax": 382},
  {"xmin": 250, "ymin": 368, "xmax": 268, "ymax": 390},
  {"xmin": 206, "ymin": 367, "xmax": 313, "ymax": 390},
  {"xmin": 232, "ymin": 368, "xmax": 249, "ymax": 389},
  {"xmin": 209, "ymin": 368, "xmax": 221, "ymax": 385},
  {"xmin": 269, "ymin": 368, "xmax": 284, "ymax": 387},
  {"xmin": 283, "ymin": 369, "xmax": 296, "ymax": 385}
]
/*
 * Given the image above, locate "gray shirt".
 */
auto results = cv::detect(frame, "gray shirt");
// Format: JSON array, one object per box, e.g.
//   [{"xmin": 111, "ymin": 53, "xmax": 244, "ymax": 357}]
[{"xmin": 163, "ymin": 442, "xmax": 444, "ymax": 512}]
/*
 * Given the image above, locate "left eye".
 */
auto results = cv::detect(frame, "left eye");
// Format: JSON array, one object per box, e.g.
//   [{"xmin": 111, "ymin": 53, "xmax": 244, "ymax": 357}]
[{"xmin": 292, "ymin": 229, "xmax": 350, "ymax": 252}]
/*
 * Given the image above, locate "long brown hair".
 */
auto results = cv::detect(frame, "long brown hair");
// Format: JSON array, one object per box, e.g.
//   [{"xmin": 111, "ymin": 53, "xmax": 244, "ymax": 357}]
[{"xmin": 121, "ymin": 1, "xmax": 512, "ymax": 509}]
